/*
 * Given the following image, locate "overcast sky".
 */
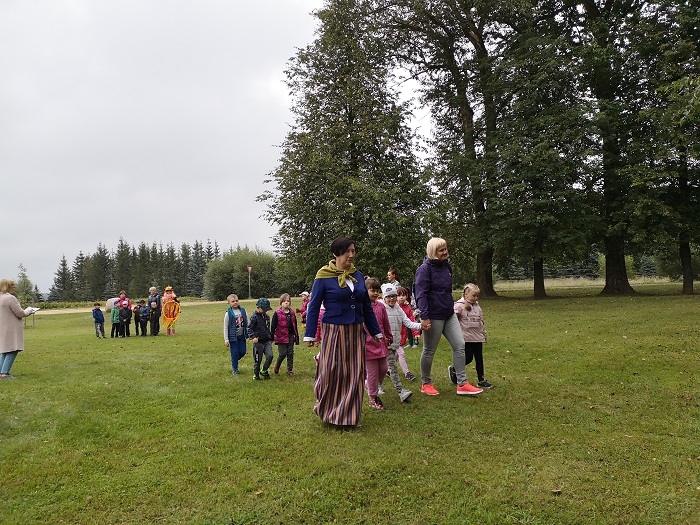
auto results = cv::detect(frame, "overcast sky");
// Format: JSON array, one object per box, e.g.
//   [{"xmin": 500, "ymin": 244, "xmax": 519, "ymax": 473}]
[{"xmin": 0, "ymin": 0, "xmax": 325, "ymax": 294}]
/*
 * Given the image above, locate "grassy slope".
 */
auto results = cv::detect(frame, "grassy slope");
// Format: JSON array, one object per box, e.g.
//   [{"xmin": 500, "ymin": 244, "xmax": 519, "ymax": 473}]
[{"xmin": 1, "ymin": 289, "xmax": 699, "ymax": 524}]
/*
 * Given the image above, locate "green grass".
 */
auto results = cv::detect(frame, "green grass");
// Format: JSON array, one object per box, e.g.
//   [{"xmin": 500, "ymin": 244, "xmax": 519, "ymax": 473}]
[{"xmin": 2, "ymin": 293, "xmax": 699, "ymax": 524}]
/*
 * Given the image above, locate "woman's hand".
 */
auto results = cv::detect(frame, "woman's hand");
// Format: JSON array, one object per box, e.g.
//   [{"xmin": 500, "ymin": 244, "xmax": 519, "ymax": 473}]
[{"xmin": 421, "ymin": 319, "xmax": 432, "ymax": 331}]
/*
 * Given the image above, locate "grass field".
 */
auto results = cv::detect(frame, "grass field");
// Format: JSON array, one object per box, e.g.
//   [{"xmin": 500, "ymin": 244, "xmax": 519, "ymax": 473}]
[{"xmin": 2, "ymin": 286, "xmax": 699, "ymax": 524}]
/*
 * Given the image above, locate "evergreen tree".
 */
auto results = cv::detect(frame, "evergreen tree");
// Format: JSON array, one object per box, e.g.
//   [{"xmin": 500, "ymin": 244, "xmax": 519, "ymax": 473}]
[
  {"xmin": 179, "ymin": 242, "xmax": 191, "ymax": 294},
  {"xmin": 162, "ymin": 243, "xmax": 179, "ymax": 291},
  {"xmin": 186, "ymin": 241, "xmax": 206, "ymax": 297},
  {"xmin": 113, "ymin": 238, "xmax": 132, "ymax": 294},
  {"xmin": 49, "ymin": 255, "xmax": 74, "ymax": 301},
  {"xmin": 87, "ymin": 243, "xmax": 112, "ymax": 300},
  {"xmin": 72, "ymin": 252, "xmax": 90, "ymax": 301}
]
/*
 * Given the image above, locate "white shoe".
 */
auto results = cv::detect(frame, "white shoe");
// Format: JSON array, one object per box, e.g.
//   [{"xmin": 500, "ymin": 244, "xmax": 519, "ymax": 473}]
[
  {"xmin": 399, "ymin": 389, "xmax": 413, "ymax": 402},
  {"xmin": 378, "ymin": 386, "xmax": 386, "ymax": 395}
]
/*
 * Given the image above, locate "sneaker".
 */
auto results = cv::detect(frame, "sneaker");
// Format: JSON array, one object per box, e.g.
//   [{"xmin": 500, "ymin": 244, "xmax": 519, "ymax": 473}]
[
  {"xmin": 447, "ymin": 365, "xmax": 457, "ymax": 385},
  {"xmin": 421, "ymin": 383, "xmax": 440, "ymax": 395},
  {"xmin": 399, "ymin": 389, "xmax": 413, "ymax": 402},
  {"xmin": 232, "ymin": 370, "xmax": 239, "ymax": 376},
  {"xmin": 378, "ymin": 385, "xmax": 386, "ymax": 395},
  {"xmin": 477, "ymin": 380, "xmax": 494, "ymax": 389},
  {"xmin": 273, "ymin": 362, "xmax": 280, "ymax": 375},
  {"xmin": 456, "ymin": 382, "xmax": 483, "ymax": 395},
  {"xmin": 287, "ymin": 370, "xmax": 295, "ymax": 376},
  {"xmin": 253, "ymin": 374, "xmax": 261, "ymax": 381},
  {"xmin": 405, "ymin": 371, "xmax": 416, "ymax": 381},
  {"xmin": 411, "ymin": 344, "xmax": 418, "ymax": 349},
  {"xmin": 368, "ymin": 396, "xmax": 384, "ymax": 410},
  {"xmin": 260, "ymin": 370, "xmax": 271, "ymax": 380}
]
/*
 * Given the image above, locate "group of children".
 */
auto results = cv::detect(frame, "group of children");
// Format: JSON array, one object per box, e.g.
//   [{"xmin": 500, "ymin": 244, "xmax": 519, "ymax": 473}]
[
  {"xmin": 91, "ymin": 286, "xmax": 180, "ymax": 339},
  {"xmin": 223, "ymin": 293, "xmax": 299, "ymax": 379},
  {"xmin": 222, "ymin": 276, "xmax": 492, "ymax": 412}
]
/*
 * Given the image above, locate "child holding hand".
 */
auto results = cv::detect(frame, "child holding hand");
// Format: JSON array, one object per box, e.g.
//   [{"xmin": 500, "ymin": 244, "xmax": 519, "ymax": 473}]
[
  {"xmin": 364, "ymin": 278, "xmax": 392, "ymax": 410},
  {"xmin": 449, "ymin": 283, "xmax": 493, "ymax": 389}
]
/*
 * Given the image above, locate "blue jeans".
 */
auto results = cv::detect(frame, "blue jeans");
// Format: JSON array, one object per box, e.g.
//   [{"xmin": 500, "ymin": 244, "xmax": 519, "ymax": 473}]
[
  {"xmin": 0, "ymin": 351, "xmax": 19, "ymax": 374},
  {"xmin": 229, "ymin": 337, "xmax": 248, "ymax": 373}
]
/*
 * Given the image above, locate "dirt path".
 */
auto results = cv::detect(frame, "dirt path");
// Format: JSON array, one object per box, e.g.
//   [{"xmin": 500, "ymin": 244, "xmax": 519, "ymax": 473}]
[{"xmin": 36, "ymin": 301, "xmax": 224, "ymax": 315}]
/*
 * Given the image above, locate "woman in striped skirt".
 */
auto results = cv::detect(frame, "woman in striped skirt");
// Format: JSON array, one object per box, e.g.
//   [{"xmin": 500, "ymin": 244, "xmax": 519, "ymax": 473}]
[{"xmin": 304, "ymin": 237, "xmax": 382, "ymax": 428}]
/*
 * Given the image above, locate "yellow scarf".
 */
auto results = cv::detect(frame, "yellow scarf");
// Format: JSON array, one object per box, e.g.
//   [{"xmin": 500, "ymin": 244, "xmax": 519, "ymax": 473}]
[{"xmin": 315, "ymin": 260, "xmax": 358, "ymax": 288}]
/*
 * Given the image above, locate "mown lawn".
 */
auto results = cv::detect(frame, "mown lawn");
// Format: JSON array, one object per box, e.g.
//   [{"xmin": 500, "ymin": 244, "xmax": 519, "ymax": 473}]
[{"xmin": 1, "ymin": 289, "xmax": 699, "ymax": 524}]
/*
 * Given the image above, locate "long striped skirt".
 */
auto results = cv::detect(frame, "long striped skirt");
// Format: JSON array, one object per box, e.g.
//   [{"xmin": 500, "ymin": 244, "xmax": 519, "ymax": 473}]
[{"xmin": 314, "ymin": 322, "xmax": 366, "ymax": 427}]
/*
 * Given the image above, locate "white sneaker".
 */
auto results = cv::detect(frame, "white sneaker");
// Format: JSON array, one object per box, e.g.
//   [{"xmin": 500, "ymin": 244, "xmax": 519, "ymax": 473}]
[
  {"xmin": 399, "ymin": 389, "xmax": 413, "ymax": 402},
  {"xmin": 378, "ymin": 385, "xmax": 386, "ymax": 395}
]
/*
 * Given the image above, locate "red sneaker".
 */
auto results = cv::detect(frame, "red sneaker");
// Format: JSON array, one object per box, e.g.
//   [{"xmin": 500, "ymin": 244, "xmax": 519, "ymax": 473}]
[
  {"xmin": 420, "ymin": 383, "xmax": 440, "ymax": 396},
  {"xmin": 456, "ymin": 382, "xmax": 483, "ymax": 395}
]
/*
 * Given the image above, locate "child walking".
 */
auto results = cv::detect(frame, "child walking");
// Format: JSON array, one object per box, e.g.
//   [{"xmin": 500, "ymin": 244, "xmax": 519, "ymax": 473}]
[
  {"xmin": 364, "ymin": 278, "xmax": 392, "ymax": 410},
  {"xmin": 396, "ymin": 286, "xmax": 420, "ymax": 380},
  {"xmin": 223, "ymin": 294, "xmax": 248, "ymax": 375},
  {"xmin": 92, "ymin": 302, "xmax": 106, "ymax": 338},
  {"xmin": 380, "ymin": 283, "xmax": 420, "ymax": 402},
  {"xmin": 449, "ymin": 283, "xmax": 493, "ymax": 389},
  {"xmin": 248, "ymin": 297, "xmax": 273, "ymax": 380},
  {"xmin": 110, "ymin": 300, "xmax": 120, "ymax": 338},
  {"xmin": 271, "ymin": 293, "xmax": 299, "ymax": 375}
]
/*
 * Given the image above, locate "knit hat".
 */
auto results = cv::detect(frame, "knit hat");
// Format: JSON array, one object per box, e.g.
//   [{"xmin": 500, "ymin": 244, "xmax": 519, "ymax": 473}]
[{"xmin": 381, "ymin": 283, "xmax": 398, "ymax": 298}]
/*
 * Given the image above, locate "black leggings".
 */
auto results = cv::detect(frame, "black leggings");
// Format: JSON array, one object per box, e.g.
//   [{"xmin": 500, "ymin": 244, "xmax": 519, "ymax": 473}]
[{"xmin": 464, "ymin": 342, "xmax": 484, "ymax": 381}]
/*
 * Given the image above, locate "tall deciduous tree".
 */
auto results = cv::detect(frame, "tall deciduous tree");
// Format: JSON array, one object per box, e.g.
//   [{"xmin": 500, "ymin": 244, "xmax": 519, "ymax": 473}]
[{"xmin": 259, "ymin": 0, "xmax": 426, "ymax": 282}]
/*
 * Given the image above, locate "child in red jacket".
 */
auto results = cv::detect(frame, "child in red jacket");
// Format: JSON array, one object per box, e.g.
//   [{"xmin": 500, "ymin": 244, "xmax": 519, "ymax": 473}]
[{"xmin": 271, "ymin": 293, "xmax": 299, "ymax": 375}]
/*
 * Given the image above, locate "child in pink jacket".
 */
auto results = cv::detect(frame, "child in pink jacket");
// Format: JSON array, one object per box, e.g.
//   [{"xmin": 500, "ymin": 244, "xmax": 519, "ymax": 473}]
[{"xmin": 364, "ymin": 278, "xmax": 392, "ymax": 410}]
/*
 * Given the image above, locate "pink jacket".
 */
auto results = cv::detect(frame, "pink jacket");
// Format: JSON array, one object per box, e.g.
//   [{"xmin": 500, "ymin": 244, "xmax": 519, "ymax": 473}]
[
  {"xmin": 454, "ymin": 298, "xmax": 486, "ymax": 343},
  {"xmin": 364, "ymin": 301, "xmax": 391, "ymax": 360}
]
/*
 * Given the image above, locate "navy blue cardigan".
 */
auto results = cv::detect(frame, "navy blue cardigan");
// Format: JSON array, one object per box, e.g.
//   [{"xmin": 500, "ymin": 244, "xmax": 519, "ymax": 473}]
[{"xmin": 304, "ymin": 270, "xmax": 381, "ymax": 340}]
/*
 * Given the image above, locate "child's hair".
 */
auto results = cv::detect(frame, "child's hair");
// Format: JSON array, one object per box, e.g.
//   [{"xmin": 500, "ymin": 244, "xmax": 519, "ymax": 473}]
[
  {"xmin": 463, "ymin": 283, "xmax": 480, "ymax": 295},
  {"xmin": 227, "ymin": 294, "xmax": 239, "ymax": 301},
  {"xmin": 396, "ymin": 286, "xmax": 411, "ymax": 300},
  {"xmin": 365, "ymin": 277, "xmax": 381, "ymax": 291},
  {"xmin": 94, "ymin": 302, "xmax": 101, "ymax": 307},
  {"xmin": 279, "ymin": 293, "xmax": 291, "ymax": 304}
]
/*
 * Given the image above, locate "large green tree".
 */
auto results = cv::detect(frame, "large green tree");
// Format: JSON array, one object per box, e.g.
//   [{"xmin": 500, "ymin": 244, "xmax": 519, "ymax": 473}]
[{"xmin": 259, "ymin": 0, "xmax": 427, "ymax": 283}]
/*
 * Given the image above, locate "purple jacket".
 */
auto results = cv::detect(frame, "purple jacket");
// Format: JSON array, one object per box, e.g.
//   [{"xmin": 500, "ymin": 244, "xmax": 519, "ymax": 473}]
[{"xmin": 414, "ymin": 258, "xmax": 455, "ymax": 321}]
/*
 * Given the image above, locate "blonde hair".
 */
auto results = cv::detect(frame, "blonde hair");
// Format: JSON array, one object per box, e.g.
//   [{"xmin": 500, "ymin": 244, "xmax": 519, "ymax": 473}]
[
  {"xmin": 463, "ymin": 283, "xmax": 480, "ymax": 295},
  {"xmin": 227, "ymin": 294, "xmax": 239, "ymax": 302},
  {"xmin": 426, "ymin": 237, "xmax": 447, "ymax": 259},
  {"xmin": 279, "ymin": 293, "xmax": 291, "ymax": 304},
  {"xmin": 0, "ymin": 279, "xmax": 16, "ymax": 293}
]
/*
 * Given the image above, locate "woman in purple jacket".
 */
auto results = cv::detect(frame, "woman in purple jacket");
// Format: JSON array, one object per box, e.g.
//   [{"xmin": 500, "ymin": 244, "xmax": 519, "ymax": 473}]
[
  {"xmin": 414, "ymin": 237, "xmax": 483, "ymax": 396},
  {"xmin": 304, "ymin": 237, "xmax": 383, "ymax": 428}
]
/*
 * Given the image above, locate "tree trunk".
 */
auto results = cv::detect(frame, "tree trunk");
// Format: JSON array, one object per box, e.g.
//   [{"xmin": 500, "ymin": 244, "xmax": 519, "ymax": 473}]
[
  {"xmin": 533, "ymin": 258, "xmax": 547, "ymax": 298},
  {"xmin": 476, "ymin": 247, "xmax": 496, "ymax": 297},
  {"xmin": 679, "ymin": 235, "xmax": 694, "ymax": 295},
  {"xmin": 600, "ymin": 235, "xmax": 635, "ymax": 294}
]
